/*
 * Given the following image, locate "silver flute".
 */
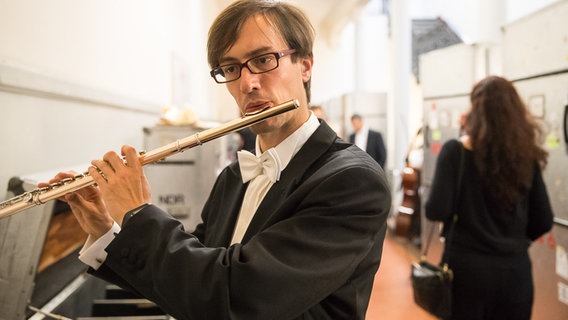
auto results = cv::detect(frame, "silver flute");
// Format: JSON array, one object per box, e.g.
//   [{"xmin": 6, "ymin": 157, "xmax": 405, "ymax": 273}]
[{"xmin": 0, "ymin": 99, "xmax": 299, "ymax": 219}]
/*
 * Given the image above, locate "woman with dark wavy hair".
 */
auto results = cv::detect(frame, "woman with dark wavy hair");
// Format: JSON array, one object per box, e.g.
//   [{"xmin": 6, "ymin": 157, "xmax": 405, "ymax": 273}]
[{"xmin": 426, "ymin": 75, "xmax": 554, "ymax": 320}]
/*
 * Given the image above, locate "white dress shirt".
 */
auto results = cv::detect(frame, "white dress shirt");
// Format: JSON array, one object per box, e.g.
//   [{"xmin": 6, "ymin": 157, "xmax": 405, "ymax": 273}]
[
  {"xmin": 354, "ymin": 125, "xmax": 369, "ymax": 152},
  {"xmin": 231, "ymin": 113, "xmax": 320, "ymax": 244}
]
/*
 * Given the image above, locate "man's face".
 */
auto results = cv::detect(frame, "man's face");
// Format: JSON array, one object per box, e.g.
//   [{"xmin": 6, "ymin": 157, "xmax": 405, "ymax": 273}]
[
  {"xmin": 221, "ymin": 15, "xmax": 312, "ymax": 140},
  {"xmin": 351, "ymin": 118, "xmax": 363, "ymax": 133}
]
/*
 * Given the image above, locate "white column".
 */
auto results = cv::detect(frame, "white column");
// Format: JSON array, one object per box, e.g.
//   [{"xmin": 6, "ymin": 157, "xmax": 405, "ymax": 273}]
[
  {"xmin": 478, "ymin": 0, "xmax": 506, "ymax": 43},
  {"xmin": 389, "ymin": 0, "xmax": 411, "ymax": 172}
]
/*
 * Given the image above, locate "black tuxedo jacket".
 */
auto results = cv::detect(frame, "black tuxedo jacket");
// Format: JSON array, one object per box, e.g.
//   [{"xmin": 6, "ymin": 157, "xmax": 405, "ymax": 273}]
[
  {"xmin": 92, "ymin": 122, "xmax": 391, "ymax": 320},
  {"xmin": 349, "ymin": 129, "xmax": 386, "ymax": 168}
]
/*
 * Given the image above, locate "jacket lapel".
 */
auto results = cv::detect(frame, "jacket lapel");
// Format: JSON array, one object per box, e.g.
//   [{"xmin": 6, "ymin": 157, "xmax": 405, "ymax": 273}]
[
  {"xmin": 240, "ymin": 121, "xmax": 338, "ymax": 243},
  {"xmin": 203, "ymin": 163, "xmax": 248, "ymax": 247}
]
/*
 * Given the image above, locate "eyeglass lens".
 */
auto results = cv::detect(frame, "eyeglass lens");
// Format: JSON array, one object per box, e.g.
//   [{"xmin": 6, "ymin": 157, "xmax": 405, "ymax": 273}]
[{"xmin": 213, "ymin": 53, "xmax": 280, "ymax": 83}]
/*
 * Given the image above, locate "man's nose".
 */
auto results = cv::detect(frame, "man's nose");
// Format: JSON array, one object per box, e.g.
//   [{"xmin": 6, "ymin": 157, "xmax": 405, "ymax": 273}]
[{"xmin": 239, "ymin": 66, "xmax": 260, "ymax": 93}]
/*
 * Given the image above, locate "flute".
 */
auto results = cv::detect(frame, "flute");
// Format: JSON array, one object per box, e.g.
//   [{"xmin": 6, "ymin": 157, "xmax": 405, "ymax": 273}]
[{"xmin": 0, "ymin": 99, "xmax": 299, "ymax": 219}]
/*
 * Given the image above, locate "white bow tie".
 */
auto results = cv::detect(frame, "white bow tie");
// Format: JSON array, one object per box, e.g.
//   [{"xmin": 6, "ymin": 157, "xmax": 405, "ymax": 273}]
[{"xmin": 237, "ymin": 149, "xmax": 281, "ymax": 183}]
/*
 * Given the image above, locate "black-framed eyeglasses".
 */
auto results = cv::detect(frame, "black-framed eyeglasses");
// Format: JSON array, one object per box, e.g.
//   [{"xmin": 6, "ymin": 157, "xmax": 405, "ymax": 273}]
[{"xmin": 210, "ymin": 49, "xmax": 297, "ymax": 84}]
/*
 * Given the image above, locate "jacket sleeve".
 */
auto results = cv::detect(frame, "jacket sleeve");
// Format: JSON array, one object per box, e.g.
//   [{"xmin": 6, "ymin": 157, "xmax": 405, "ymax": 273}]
[
  {"xmin": 425, "ymin": 139, "xmax": 461, "ymax": 222},
  {"xmin": 526, "ymin": 165, "xmax": 554, "ymax": 240}
]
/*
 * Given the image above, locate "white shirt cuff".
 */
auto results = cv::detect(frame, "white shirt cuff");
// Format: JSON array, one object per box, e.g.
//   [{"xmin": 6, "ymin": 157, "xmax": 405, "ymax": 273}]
[{"xmin": 78, "ymin": 222, "xmax": 121, "ymax": 270}]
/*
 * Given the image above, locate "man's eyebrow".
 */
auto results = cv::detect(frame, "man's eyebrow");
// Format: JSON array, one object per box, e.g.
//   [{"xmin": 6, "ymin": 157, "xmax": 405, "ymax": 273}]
[{"xmin": 219, "ymin": 47, "xmax": 275, "ymax": 65}]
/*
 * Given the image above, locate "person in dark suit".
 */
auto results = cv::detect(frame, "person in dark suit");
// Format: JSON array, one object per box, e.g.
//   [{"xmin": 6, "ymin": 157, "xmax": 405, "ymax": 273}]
[
  {"xmin": 349, "ymin": 114, "xmax": 387, "ymax": 168},
  {"xmin": 42, "ymin": 1, "xmax": 390, "ymax": 319}
]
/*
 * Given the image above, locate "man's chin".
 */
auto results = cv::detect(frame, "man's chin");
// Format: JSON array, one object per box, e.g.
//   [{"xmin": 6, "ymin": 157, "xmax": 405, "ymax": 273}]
[
  {"xmin": 249, "ymin": 123, "xmax": 267, "ymax": 135},
  {"xmin": 249, "ymin": 120, "xmax": 274, "ymax": 135}
]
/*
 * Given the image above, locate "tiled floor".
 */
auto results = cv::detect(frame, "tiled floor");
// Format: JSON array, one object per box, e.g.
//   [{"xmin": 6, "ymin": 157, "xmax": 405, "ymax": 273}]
[{"xmin": 366, "ymin": 234, "xmax": 437, "ymax": 320}]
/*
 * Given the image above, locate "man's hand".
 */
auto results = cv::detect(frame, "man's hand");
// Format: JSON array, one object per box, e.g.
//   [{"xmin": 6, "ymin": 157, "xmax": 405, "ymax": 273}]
[
  {"xmin": 89, "ymin": 145, "xmax": 152, "ymax": 225},
  {"xmin": 39, "ymin": 171, "xmax": 114, "ymax": 239}
]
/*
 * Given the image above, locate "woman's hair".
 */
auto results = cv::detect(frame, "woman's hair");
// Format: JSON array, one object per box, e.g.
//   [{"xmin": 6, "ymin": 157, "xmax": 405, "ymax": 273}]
[
  {"xmin": 464, "ymin": 75, "xmax": 548, "ymax": 212},
  {"xmin": 207, "ymin": 0, "xmax": 315, "ymax": 102}
]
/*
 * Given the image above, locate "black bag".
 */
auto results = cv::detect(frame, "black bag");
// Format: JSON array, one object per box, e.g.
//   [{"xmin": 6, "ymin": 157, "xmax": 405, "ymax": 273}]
[
  {"xmin": 411, "ymin": 260, "xmax": 453, "ymax": 319},
  {"xmin": 411, "ymin": 143, "xmax": 464, "ymax": 319}
]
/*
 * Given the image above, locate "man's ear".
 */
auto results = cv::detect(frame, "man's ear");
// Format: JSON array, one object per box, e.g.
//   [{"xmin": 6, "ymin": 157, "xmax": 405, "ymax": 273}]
[{"xmin": 300, "ymin": 56, "xmax": 313, "ymax": 82}]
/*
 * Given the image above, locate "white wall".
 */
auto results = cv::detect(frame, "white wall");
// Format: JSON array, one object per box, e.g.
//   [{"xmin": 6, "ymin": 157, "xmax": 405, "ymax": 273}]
[
  {"xmin": 0, "ymin": 0, "xmax": 208, "ymax": 196},
  {"xmin": 0, "ymin": 0, "xmax": 174, "ymax": 104}
]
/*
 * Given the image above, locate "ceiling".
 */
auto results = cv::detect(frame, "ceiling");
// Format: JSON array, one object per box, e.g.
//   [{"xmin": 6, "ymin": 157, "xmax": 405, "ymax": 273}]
[
  {"xmin": 294, "ymin": 0, "xmax": 372, "ymax": 45},
  {"xmin": 217, "ymin": 0, "xmax": 373, "ymax": 46}
]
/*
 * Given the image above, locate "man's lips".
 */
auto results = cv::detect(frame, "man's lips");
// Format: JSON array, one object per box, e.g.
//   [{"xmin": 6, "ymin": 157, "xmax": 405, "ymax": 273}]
[{"xmin": 244, "ymin": 102, "xmax": 272, "ymax": 115}]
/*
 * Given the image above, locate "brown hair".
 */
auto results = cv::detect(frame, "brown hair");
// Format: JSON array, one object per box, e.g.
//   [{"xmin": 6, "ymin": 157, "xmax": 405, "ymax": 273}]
[
  {"xmin": 207, "ymin": 0, "xmax": 315, "ymax": 102},
  {"xmin": 464, "ymin": 76, "xmax": 548, "ymax": 212}
]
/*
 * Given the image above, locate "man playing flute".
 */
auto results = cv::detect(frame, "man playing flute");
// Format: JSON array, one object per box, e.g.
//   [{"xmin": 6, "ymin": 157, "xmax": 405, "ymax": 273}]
[{"xmin": 43, "ymin": 1, "xmax": 391, "ymax": 319}]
